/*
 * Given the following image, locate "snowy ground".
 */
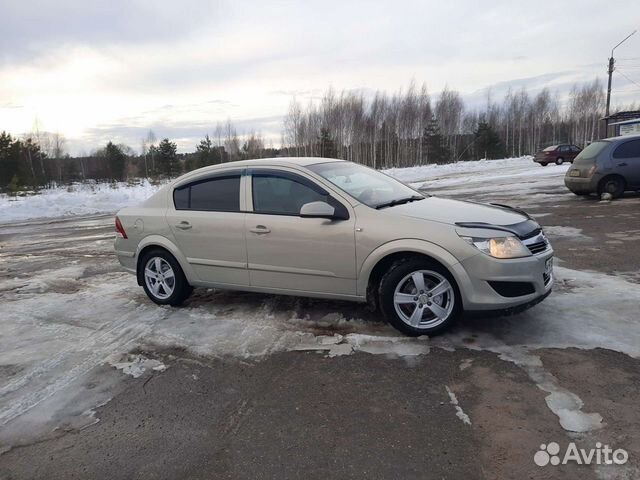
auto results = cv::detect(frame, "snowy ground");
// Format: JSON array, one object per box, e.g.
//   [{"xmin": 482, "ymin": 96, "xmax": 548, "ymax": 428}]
[
  {"xmin": 0, "ymin": 180, "xmax": 162, "ymax": 224},
  {"xmin": 1, "ymin": 157, "xmax": 640, "ymax": 478}
]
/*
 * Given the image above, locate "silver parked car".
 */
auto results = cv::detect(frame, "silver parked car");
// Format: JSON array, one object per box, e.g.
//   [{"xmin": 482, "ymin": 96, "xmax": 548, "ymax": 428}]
[
  {"xmin": 114, "ymin": 158, "xmax": 553, "ymax": 336},
  {"xmin": 565, "ymin": 134, "xmax": 640, "ymax": 198}
]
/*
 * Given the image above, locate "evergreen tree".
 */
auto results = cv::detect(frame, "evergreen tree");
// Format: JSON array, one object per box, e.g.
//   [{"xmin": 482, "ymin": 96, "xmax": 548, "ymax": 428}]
[
  {"xmin": 195, "ymin": 134, "xmax": 213, "ymax": 168},
  {"xmin": 105, "ymin": 141, "xmax": 127, "ymax": 181},
  {"xmin": 474, "ymin": 122, "xmax": 505, "ymax": 159},
  {"xmin": 0, "ymin": 131, "xmax": 18, "ymax": 188},
  {"xmin": 421, "ymin": 118, "xmax": 450, "ymax": 164},
  {"xmin": 157, "ymin": 138, "xmax": 180, "ymax": 177},
  {"xmin": 318, "ymin": 128, "xmax": 337, "ymax": 158}
]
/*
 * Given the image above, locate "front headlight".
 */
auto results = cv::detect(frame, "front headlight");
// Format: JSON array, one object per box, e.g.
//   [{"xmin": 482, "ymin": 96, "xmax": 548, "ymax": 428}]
[{"xmin": 461, "ymin": 235, "xmax": 531, "ymax": 259}]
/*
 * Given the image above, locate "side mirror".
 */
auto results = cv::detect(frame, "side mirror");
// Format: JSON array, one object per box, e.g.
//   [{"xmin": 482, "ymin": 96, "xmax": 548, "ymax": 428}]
[{"xmin": 300, "ymin": 201, "xmax": 336, "ymax": 219}]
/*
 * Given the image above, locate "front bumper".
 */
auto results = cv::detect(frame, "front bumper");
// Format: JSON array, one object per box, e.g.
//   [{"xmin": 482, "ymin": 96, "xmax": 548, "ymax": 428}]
[{"xmin": 452, "ymin": 247, "xmax": 554, "ymax": 312}]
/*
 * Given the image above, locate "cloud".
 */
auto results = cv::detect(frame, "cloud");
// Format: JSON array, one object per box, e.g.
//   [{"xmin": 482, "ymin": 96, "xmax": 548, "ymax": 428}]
[
  {"xmin": 0, "ymin": 0, "xmax": 223, "ymax": 61},
  {"xmin": 77, "ymin": 115, "xmax": 284, "ymax": 154},
  {"xmin": 2, "ymin": 0, "xmax": 639, "ymax": 155}
]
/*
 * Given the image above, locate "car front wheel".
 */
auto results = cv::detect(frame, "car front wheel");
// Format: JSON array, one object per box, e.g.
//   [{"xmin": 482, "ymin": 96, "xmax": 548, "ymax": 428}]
[
  {"xmin": 140, "ymin": 249, "xmax": 193, "ymax": 306},
  {"xmin": 378, "ymin": 258, "xmax": 461, "ymax": 336},
  {"xmin": 555, "ymin": 157, "xmax": 564, "ymax": 165}
]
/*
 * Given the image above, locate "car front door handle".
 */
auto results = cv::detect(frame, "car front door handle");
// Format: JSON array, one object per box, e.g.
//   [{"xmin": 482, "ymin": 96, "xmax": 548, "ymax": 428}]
[
  {"xmin": 618, "ymin": 162, "xmax": 628, "ymax": 167},
  {"xmin": 175, "ymin": 221, "xmax": 192, "ymax": 230},
  {"xmin": 250, "ymin": 225, "xmax": 271, "ymax": 234}
]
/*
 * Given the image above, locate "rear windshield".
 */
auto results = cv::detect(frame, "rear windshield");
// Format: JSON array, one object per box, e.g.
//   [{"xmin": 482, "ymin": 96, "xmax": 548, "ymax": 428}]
[{"xmin": 574, "ymin": 141, "xmax": 609, "ymax": 162}]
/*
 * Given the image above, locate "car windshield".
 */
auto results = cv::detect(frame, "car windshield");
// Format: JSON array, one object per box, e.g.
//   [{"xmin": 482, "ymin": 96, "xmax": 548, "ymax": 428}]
[
  {"xmin": 543, "ymin": 145, "xmax": 558, "ymax": 152},
  {"xmin": 308, "ymin": 161, "xmax": 424, "ymax": 208},
  {"xmin": 575, "ymin": 141, "xmax": 609, "ymax": 161}
]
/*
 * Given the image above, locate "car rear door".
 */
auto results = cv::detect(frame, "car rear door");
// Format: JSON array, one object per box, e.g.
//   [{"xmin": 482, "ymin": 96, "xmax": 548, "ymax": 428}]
[
  {"xmin": 166, "ymin": 169, "xmax": 249, "ymax": 286},
  {"xmin": 612, "ymin": 139, "xmax": 640, "ymax": 188},
  {"xmin": 245, "ymin": 167, "xmax": 357, "ymax": 296}
]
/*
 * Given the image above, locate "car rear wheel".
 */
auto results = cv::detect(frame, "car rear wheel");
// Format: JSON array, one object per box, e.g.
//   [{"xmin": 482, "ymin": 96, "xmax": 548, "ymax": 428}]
[
  {"xmin": 555, "ymin": 157, "xmax": 564, "ymax": 165},
  {"xmin": 140, "ymin": 249, "xmax": 193, "ymax": 306},
  {"xmin": 378, "ymin": 258, "xmax": 461, "ymax": 336},
  {"xmin": 598, "ymin": 176, "xmax": 625, "ymax": 199}
]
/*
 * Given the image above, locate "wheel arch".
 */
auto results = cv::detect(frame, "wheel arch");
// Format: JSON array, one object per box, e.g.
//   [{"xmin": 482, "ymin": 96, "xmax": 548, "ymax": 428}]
[
  {"xmin": 598, "ymin": 174, "xmax": 627, "ymax": 193},
  {"xmin": 358, "ymin": 239, "xmax": 469, "ymax": 303},
  {"xmin": 135, "ymin": 235, "xmax": 195, "ymax": 286}
]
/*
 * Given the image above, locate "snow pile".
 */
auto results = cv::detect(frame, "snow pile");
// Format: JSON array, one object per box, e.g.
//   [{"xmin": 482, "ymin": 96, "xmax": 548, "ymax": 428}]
[
  {"xmin": 383, "ymin": 156, "xmax": 535, "ymax": 183},
  {"xmin": 0, "ymin": 180, "xmax": 162, "ymax": 223}
]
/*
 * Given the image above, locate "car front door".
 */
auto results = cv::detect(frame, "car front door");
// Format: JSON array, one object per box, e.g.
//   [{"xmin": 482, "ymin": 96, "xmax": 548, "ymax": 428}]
[
  {"xmin": 245, "ymin": 168, "xmax": 357, "ymax": 296},
  {"xmin": 612, "ymin": 139, "xmax": 640, "ymax": 188},
  {"xmin": 166, "ymin": 170, "xmax": 249, "ymax": 286}
]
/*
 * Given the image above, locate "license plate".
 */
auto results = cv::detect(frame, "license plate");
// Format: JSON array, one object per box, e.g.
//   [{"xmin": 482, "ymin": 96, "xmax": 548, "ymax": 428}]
[
  {"xmin": 545, "ymin": 257, "xmax": 553, "ymax": 274},
  {"xmin": 569, "ymin": 170, "xmax": 581, "ymax": 177}
]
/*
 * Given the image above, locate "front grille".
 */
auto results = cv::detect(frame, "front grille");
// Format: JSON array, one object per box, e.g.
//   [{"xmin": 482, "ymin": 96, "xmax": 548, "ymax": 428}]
[
  {"xmin": 527, "ymin": 240, "xmax": 548, "ymax": 255},
  {"xmin": 543, "ymin": 271, "xmax": 552, "ymax": 285},
  {"xmin": 523, "ymin": 233, "xmax": 549, "ymax": 255}
]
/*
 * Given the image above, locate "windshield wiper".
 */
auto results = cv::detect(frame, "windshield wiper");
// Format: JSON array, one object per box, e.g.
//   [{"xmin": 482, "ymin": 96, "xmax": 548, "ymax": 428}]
[{"xmin": 375, "ymin": 195, "xmax": 424, "ymax": 210}]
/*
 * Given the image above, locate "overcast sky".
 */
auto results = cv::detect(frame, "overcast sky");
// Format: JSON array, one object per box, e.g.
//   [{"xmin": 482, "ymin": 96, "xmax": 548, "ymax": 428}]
[{"xmin": 1, "ymin": 0, "xmax": 639, "ymax": 154}]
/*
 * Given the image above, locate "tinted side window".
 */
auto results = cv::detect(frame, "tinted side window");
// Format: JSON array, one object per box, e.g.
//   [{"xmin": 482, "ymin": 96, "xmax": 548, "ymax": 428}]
[
  {"xmin": 174, "ymin": 175, "xmax": 241, "ymax": 211},
  {"xmin": 613, "ymin": 140, "xmax": 640, "ymax": 159},
  {"xmin": 174, "ymin": 185, "xmax": 189, "ymax": 209},
  {"xmin": 252, "ymin": 171, "xmax": 329, "ymax": 215}
]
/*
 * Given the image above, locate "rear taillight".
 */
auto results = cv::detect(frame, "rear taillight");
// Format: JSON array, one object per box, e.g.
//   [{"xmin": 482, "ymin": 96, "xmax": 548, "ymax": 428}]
[{"xmin": 115, "ymin": 216, "xmax": 128, "ymax": 239}]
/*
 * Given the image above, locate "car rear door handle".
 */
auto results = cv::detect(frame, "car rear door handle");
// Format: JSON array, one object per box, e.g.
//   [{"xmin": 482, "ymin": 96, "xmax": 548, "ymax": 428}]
[
  {"xmin": 175, "ymin": 221, "xmax": 192, "ymax": 230},
  {"xmin": 250, "ymin": 225, "xmax": 271, "ymax": 234},
  {"xmin": 617, "ymin": 162, "xmax": 628, "ymax": 167}
]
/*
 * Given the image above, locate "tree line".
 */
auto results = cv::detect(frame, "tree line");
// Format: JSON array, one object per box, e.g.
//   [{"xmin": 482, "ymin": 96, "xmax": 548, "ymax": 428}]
[
  {"xmin": 1, "ymin": 77, "xmax": 636, "ymax": 192},
  {"xmin": 281, "ymin": 78, "xmax": 635, "ymax": 168}
]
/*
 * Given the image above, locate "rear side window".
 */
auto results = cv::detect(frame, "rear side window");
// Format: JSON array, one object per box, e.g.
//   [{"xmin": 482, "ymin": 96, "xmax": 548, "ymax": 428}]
[
  {"xmin": 173, "ymin": 174, "xmax": 241, "ymax": 212},
  {"xmin": 575, "ymin": 141, "xmax": 609, "ymax": 161},
  {"xmin": 613, "ymin": 140, "xmax": 640, "ymax": 159}
]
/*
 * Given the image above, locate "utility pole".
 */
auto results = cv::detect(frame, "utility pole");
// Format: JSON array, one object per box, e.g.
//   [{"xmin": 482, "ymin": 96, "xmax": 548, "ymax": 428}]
[{"xmin": 605, "ymin": 30, "xmax": 636, "ymax": 134}]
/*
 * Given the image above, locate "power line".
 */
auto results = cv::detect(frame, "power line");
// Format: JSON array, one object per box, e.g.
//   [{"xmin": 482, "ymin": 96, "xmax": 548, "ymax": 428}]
[{"xmin": 615, "ymin": 69, "xmax": 640, "ymax": 89}]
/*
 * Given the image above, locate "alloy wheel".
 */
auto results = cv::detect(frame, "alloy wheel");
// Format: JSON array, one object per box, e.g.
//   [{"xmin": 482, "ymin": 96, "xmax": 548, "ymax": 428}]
[
  {"xmin": 144, "ymin": 257, "xmax": 176, "ymax": 300},
  {"xmin": 393, "ymin": 270, "xmax": 455, "ymax": 329}
]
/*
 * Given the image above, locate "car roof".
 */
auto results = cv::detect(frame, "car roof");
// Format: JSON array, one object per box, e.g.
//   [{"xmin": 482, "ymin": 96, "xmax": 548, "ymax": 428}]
[
  {"xmin": 197, "ymin": 156, "xmax": 343, "ymax": 171},
  {"xmin": 600, "ymin": 134, "xmax": 640, "ymax": 142}
]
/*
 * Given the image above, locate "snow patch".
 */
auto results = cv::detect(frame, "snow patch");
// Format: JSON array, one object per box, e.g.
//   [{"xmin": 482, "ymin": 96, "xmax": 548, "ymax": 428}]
[
  {"xmin": 543, "ymin": 226, "xmax": 589, "ymax": 239},
  {"xmin": 445, "ymin": 386, "xmax": 472, "ymax": 426},
  {"xmin": 497, "ymin": 348, "xmax": 603, "ymax": 433},
  {"xmin": 0, "ymin": 180, "xmax": 162, "ymax": 223},
  {"xmin": 108, "ymin": 354, "xmax": 167, "ymax": 378},
  {"xmin": 293, "ymin": 333, "xmax": 430, "ymax": 358}
]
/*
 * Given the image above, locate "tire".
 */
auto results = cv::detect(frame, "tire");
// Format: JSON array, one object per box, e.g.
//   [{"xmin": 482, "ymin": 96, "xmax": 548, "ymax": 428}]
[
  {"xmin": 378, "ymin": 257, "xmax": 461, "ymax": 336},
  {"xmin": 555, "ymin": 157, "xmax": 564, "ymax": 165},
  {"xmin": 598, "ymin": 176, "xmax": 625, "ymax": 199},
  {"xmin": 540, "ymin": 162, "xmax": 548, "ymax": 167},
  {"xmin": 139, "ymin": 248, "xmax": 193, "ymax": 306}
]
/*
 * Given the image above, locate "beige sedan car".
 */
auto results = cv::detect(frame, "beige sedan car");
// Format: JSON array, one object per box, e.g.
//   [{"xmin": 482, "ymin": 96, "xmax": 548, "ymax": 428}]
[{"xmin": 114, "ymin": 158, "xmax": 553, "ymax": 335}]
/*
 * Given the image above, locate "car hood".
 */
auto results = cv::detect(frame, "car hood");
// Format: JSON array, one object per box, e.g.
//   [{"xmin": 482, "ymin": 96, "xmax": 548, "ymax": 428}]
[{"xmin": 387, "ymin": 197, "xmax": 539, "ymax": 237}]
